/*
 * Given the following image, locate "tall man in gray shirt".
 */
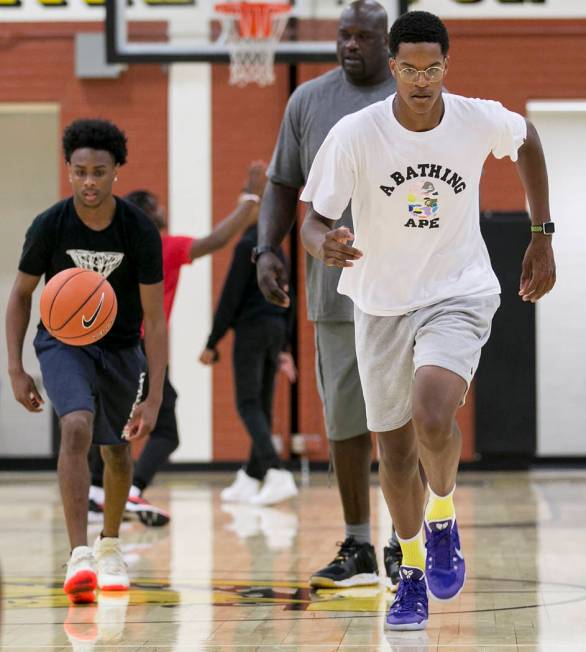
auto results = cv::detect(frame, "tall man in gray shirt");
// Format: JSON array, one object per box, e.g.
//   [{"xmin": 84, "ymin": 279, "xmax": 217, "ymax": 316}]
[{"xmin": 255, "ymin": 0, "xmax": 399, "ymax": 588}]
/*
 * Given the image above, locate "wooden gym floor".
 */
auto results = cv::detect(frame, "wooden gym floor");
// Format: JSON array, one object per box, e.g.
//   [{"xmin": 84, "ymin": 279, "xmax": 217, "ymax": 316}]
[{"xmin": 1, "ymin": 469, "xmax": 586, "ymax": 651}]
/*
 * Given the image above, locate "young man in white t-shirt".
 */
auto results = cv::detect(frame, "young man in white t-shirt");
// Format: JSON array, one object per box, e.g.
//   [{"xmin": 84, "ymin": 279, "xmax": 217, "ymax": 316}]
[{"xmin": 299, "ymin": 11, "xmax": 555, "ymax": 631}]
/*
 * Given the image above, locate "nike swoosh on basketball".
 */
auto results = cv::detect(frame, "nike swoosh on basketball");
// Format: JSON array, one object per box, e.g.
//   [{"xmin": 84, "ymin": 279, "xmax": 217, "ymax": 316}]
[{"xmin": 82, "ymin": 293, "xmax": 105, "ymax": 329}]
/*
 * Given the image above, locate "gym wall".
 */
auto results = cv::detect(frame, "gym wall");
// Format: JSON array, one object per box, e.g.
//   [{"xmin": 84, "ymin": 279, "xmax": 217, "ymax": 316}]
[{"xmin": 0, "ymin": 18, "xmax": 584, "ymax": 465}]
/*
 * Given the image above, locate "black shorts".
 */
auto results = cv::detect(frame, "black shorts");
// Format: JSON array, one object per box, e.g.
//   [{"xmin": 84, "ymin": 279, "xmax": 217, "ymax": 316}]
[{"xmin": 34, "ymin": 328, "xmax": 146, "ymax": 446}]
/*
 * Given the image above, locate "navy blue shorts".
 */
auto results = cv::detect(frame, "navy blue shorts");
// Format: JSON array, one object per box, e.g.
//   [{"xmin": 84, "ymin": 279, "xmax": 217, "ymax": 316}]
[{"xmin": 34, "ymin": 328, "xmax": 147, "ymax": 446}]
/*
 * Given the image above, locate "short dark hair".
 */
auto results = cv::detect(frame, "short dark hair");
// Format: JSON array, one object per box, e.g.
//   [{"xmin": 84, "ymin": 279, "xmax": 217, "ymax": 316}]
[
  {"xmin": 62, "ymin": 119, "xmax": 128, "ymax": 165},
  {"xmin": 389, "ymin": 11, "xmax": 449, "ymax": 58},
  {"xmin": 124, "ymin": 190, "xmax": 157, "ymax": 216},
  {"xmin": 124, "ymin": 190, "xmax": 165, "ymax": 228}
]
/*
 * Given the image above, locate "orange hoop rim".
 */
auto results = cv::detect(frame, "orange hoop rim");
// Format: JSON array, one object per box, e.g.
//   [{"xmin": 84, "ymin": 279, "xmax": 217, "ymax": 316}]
[
  {"xmin": 215, "ymin": 2, "xmax": 291, "ymax": 39},
  {"xmin": 215, "ymin": 2, "xmax": 292, "ymax": 17}
]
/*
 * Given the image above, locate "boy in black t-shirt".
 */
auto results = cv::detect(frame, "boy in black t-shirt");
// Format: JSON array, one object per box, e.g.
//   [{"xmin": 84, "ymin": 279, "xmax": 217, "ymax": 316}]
[{"xmin": 5, "ymin": 119, "xmax": 166, "ymax": 603}]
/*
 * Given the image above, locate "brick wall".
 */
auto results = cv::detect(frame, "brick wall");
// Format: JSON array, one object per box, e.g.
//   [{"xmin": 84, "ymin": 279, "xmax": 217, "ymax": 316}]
[
  {"xmin": 8, "ymin": 18, "xmax": 585, "ymax": 463},
  {"xmin": 0, "ymin": 22, "xmax": 168, "ymax": 204}
]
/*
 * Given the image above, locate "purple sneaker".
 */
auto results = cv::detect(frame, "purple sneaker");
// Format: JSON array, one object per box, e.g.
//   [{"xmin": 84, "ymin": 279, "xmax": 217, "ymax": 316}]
[
  {"xmin": 425, "ymin": 518, "xmax": 466, "ymax": 601},
  {"xmin": 385, "ymin": 567, "xmax": 428, "ymax": 631}
]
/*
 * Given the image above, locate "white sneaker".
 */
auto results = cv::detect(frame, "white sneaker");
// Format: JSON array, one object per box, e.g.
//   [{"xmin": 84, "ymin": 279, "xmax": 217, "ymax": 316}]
[
  {"xmin": 220, "ymin": 469, "xmax": 261, "ymax": 503},
  {"xmin": 250, "ymin": 469, "xmax": 298, "ymax": 506},
  {"xmin": 93, "ymin": 537, "xmax": 129, "ymax": 591},
  {"xmin": 64, "ymin": 546, "xmax": 97, "ymax": 601}
]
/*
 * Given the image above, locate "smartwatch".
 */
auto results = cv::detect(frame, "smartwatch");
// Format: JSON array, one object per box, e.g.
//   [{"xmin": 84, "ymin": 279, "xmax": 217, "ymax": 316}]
[
  {"xmin": 531, "ymin": 221, "xmax": 555, "ymax": 235},
  {"xmin": 251, "ymin": 245, "xmax": 277, "ymax": 263}
]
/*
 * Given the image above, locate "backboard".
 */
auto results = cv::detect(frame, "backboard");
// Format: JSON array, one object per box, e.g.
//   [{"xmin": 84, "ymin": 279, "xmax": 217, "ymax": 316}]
[{"xmin": 105, "ymin": 0, "xmax": 404, "ymax": 64}]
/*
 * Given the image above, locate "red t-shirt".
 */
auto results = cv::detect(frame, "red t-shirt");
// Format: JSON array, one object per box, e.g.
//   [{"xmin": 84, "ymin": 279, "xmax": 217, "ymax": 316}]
[
  {"xmin": 162, "ymin": 234, "xmax": 193, "ymax": 323},
  {"xmin": 140, "ymin": 234, "xmax": 192, "ymax": 339}
]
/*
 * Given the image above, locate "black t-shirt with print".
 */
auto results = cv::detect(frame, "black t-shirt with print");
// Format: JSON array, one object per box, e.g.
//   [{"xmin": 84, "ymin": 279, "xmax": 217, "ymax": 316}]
[{"xmin": 19, "ymin": 197, "xmax": 163, "ymax": 349}]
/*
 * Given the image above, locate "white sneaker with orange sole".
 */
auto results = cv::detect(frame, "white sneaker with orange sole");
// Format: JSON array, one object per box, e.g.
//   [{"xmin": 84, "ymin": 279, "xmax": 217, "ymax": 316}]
[
  {"xmin": 64, "ymin": 546, "xmax": 98, "ymax": 603},
  {"xmin": 93, "ymin": 537, "xmax": 129, "ymax": 591}
]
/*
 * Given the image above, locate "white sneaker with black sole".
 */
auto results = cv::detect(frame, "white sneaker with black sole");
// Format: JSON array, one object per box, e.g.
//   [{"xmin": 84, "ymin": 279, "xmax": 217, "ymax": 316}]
[{"xmin": 124, "ymin": 494, "xmax": 170, "ymax": 527}]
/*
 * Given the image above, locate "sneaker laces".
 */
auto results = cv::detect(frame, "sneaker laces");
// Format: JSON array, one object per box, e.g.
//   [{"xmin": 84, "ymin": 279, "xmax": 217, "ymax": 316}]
[
  {"xmin": 329, "ymin": 537, "xmax": 358, "ymax": 565},
  {"xmin": 392, "ymin": 577, "xmax": 425, "ymax": 614},
  {"xmin": 96, "ymin": 544, "xmax": 126, "ymax": 576},
  {"xmin": 67, "ymin": 548, "xmax": 94, "ymax": 568},
  {"xmin": 427, "ymin": 526, "xmax": 453, "ymax": 570}
]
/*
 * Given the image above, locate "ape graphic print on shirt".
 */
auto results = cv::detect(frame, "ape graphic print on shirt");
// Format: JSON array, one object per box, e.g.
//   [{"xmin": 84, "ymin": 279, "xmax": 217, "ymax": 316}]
[{"xmin": 379, "ymin": 163, "xmax": 467, "ymax": 230}]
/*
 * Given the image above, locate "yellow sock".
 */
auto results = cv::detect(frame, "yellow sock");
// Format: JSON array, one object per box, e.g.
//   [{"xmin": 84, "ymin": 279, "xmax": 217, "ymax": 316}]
[
  {"xmin": 397, "ymin": 529, "xmax": 426, "ymax": 572},
  {"xmin": 425, "ymin": 485, "xmax": 456, "ymax": 524}
]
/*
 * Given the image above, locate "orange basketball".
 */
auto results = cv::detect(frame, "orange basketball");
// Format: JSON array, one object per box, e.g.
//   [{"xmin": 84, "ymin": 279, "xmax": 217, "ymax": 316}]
[{"xmin": 40, "ymin": 268, "xmax": 118, "ymax": 346}]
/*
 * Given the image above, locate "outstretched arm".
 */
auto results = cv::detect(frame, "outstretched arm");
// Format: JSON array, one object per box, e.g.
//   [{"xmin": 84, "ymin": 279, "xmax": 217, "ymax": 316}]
[
  {"xmin": 300, "ymin": 205, "xmax": 363, "ymax": 268},
  {"xmin": 255, "ymin": 180, "xmax": 299, "ymax": 307},
  {"xmin": 515, "ymin": 119, "xmax": 556, "ymax": 303},
  {"xmin": 189, "ymin": 161, "xmax": 266, "ymax": 261},
  {"xmin": 6, "ymin": 271, "xmax": 44, "ymax": 412}
]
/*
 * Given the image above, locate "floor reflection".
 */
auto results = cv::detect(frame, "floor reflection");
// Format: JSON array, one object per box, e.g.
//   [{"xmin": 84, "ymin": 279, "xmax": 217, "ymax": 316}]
[{"xmin": 1, "ymin": 471, "xmax": 586, "ymax": 651}]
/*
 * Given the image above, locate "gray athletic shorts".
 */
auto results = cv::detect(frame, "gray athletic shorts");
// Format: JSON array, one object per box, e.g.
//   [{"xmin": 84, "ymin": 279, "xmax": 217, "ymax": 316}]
[
  {"xmin": 354, "ymin": 295, "xmax": 501, "ymax": 433},
  {"xmin": 315, "ymin": 321, "xmax": 368, "ymax": 441}
]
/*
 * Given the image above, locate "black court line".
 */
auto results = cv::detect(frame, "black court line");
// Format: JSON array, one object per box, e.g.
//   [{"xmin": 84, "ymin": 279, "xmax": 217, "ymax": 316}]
[{"xmin": 11, "ymin": 593, "xmax": 586, "ymax": 628}]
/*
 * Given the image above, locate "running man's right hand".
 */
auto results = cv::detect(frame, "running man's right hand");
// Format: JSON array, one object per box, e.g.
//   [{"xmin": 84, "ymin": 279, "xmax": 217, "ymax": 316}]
[
  {"xmin": 319, "ymin": 227, "xmax": 363, "ymax": 268},
  {"xmin": 257, "ymin": 251, "xmax": 290, "ymax": 308},
  {"xmin": 9, "ymin": 369, "xmax": 44, "ymax": 412}
]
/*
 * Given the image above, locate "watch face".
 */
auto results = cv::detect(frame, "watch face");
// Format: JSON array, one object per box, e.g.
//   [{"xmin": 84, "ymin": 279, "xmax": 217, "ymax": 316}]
[{"xmin": 543, "ymin": 222, "xmax": 555, "ymax": 234}]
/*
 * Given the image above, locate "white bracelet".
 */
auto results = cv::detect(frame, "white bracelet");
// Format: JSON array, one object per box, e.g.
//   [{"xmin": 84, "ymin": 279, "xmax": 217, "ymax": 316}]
[{"xmin": 239, "ymin": 193, "xmax": 261, "ymax": 204}]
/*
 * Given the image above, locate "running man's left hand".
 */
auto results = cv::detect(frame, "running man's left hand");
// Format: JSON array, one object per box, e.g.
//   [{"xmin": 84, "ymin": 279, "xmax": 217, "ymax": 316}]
[
  {"xmin": 123, "ymin": 399, "xmax": 160, "ymax": 441},
  {"xmin": 519, "ymin": 237, "xmax": 556, "ymax": 302}
]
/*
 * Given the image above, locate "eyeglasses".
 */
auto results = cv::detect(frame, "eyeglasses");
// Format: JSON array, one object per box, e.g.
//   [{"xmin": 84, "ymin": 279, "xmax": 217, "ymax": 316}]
[{"xmin": 395, "ymin": 64, "xmax": 445, "ymax": 84}]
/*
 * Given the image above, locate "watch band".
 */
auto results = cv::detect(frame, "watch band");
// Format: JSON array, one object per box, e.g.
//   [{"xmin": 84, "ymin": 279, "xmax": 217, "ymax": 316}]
[
  {"xmin": 239, "ymin": 193, "xmax": 261, "ymax": 204},
  {"xmin": 251, "ymin": 245, "xmax": 276, "ymax": 263},
  {"xmin": 531, "ymin": 221, "xmax": 555, "ymax": 235}
]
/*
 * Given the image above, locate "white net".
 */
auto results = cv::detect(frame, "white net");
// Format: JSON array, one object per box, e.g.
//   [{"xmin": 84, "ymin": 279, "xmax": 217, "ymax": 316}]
[
  {"xmin": 66, "ymin": 249, "xmax": 125, "ymax": 278},
  {"xmin": 217, "ymin": 4, "xmax": 291, "ymax": 87},
  {"xmin": 228, "ymin": 38, "xmax": 284, "ymax": 87}
]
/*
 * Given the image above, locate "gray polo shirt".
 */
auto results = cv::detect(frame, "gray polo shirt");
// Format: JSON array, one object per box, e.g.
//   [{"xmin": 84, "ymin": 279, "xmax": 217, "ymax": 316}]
[{"xmin": 268, "ymin": 66, "xmax": 395, "ymax": 322}]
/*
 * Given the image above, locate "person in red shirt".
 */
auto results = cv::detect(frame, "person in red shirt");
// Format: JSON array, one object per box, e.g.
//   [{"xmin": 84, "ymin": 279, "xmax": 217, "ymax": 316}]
[{"xmin": 89, "ymin": 162, "xmax": 266, "ymax": 526}]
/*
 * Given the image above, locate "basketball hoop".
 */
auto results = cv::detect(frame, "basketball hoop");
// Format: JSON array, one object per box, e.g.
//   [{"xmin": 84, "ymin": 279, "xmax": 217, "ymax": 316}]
[{"xmin": 215, "ymin": 2, "xmax": 292, "ymax": 87}]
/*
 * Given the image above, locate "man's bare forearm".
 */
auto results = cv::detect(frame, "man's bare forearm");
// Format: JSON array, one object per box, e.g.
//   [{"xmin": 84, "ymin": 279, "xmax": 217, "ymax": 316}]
[
  {"xmin": 6, "ymin": 289, "xmax": 32, "ymax": 375},
  {"xmin": 516, "ymin": 120, "xmax": 551, "ymax": 228},
  {"xmin": 142, "ymin": 317, "xmax": 167, "ymax": 405},
  {"xmin": 192, "ymin": 200, "xmax": 257, "ymax": 259},
  {"xmin": 300, "ymin": 206, "xmax": 332, "ymax": 261},
  {"xmin": 258, "ymin": 181, "xmax": 299, "ymax": 248}
]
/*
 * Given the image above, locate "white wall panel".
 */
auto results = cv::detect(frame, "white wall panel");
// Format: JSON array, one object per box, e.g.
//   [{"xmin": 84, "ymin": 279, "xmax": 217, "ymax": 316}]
[
  {"xmin": 528, "ymin": 101, "xmax": 586, "ymax": 456},
  {"xmin": 168, "ymin": 64, "xmax": 213, "ymax": 462}
]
